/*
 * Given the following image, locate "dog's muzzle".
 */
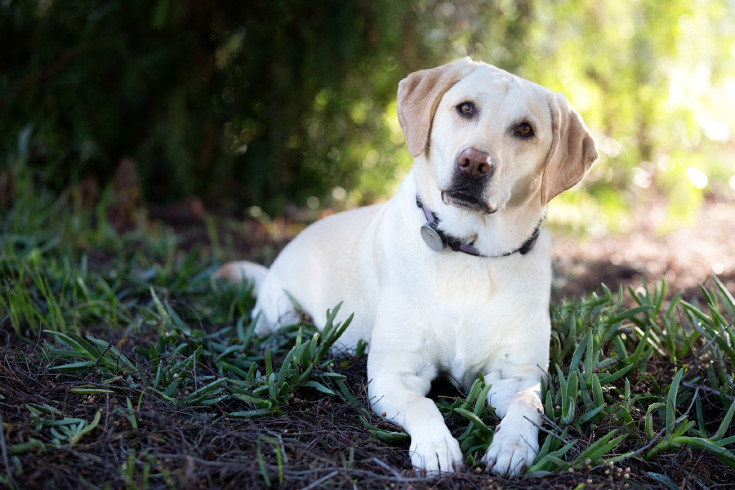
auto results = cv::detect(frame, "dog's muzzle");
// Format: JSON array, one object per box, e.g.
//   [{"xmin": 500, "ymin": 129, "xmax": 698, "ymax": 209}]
[{"xmin": 441, "ymin": 148, "xmax": 495, "ymax": 214}]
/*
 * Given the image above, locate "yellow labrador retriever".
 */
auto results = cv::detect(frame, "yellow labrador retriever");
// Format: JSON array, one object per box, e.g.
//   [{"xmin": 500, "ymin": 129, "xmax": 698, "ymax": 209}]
[{"xmin": 217, "ymin": 57, "xmax": 597, "ymax": 476}]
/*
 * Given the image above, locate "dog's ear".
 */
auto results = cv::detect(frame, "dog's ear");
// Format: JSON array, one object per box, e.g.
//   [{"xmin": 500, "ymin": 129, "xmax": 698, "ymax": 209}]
[
  {"xmin": 397, "ymin": 57, "xmax": 474, "ymax": 158},
  {"xmin": 540, "ymin": 93, "xmax": 598, "ymax": 204}
]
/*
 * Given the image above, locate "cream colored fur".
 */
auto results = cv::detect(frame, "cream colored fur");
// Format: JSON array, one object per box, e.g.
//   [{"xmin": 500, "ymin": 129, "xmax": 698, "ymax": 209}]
[{"xmin": 216, "ymin": 57, "xmax": 597, "ymax": 477}]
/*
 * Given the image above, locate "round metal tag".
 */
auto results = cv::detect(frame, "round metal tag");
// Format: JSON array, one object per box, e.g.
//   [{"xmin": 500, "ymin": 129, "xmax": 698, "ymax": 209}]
[{"xmin": 420, "ymin": 222, "xmax": 446, "ymax": 252}]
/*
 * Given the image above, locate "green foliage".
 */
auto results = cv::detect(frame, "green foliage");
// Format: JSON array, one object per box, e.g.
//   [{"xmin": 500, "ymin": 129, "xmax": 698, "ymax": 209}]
[
  {"xmin": 442, "ymin": 375, "xmax": 498, "ymax": 465},
  {"xmin": 24, "ymin": 404, "xmax": 102, "ymax": 449},
  {"xmin": 526, "ymin": 280, "xmax": 735, "ymax": 478},
  {"xmin": 2, "ymin": 1, "xmax": 733, "ymax": 218},
  {"xmin": 42, "ymin": 298, "xmax": 355, "ymax": 416},
  {"xmin": 2, "ymin": 171, "xmax": 357, "ymax": 416},
  {"xmin": 0, "ymin": 0, "xmax": 420, "ymax": 214}
]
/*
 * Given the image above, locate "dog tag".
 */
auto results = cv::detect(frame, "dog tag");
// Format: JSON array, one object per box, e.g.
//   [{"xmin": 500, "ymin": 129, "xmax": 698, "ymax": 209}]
[{"xmin": 420, "ymin": 222, "xmax": 446, "ymax": 252}]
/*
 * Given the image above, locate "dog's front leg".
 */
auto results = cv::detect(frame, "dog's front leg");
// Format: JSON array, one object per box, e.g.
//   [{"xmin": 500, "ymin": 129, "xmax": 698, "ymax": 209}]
[
  {"xmin": 483, "ymin": 376, "xmax": 543, "ymax": 476},
  {"xmin": 367, "ymin": 335, "xmax": 463, "ymax": 475}
]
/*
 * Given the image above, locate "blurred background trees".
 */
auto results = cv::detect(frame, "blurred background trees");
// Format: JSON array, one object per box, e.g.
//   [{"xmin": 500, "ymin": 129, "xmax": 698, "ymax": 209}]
[{"xmin": 2, "ymin": 0, "xmax": 734, "ymax": 226}]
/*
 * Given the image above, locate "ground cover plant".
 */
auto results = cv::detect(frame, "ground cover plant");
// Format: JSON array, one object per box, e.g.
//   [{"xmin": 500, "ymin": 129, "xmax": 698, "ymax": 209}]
[{"xmin": 2, "ymin": 167, "xmax": 734, "ymax": 488}]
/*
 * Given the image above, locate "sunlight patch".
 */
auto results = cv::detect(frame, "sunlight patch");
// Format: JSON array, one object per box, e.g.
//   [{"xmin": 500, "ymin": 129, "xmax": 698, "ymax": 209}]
[{"xmin": 686, "ymin": 167, "xmax": 708, "ymax": 189}]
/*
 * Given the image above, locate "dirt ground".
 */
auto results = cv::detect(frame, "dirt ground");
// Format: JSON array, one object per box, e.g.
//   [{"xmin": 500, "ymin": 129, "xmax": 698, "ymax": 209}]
[{"xmin": 551, "ymin": 199, "xmax": 735, "ymax": 301}]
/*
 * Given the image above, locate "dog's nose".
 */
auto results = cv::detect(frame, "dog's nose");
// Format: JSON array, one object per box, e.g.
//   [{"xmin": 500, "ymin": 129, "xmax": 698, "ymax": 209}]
[{"xmin": 457, "ymin": 148, "xmax": 493, "ymax": 179}]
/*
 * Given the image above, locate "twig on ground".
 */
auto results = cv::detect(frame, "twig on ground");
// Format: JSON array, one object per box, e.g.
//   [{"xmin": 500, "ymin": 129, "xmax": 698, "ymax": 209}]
[
  {"xmin": 300, "ymin": 470, "xmax": 339, "ymax": 490},
  {"xmin": 94, "ymin": 342, "xmax": 113, "ymax": 366},
  {"xmin": 699, "ymin": 323, "xmax": 733, "ymax": 356},
  {"xmin": 370, "ymin": 456, "xmax": 410, "ymax": 480},
  {"xmin": 682, "ymin": 381, "xmax": 734, "ymax": 402},
  {"xmin": 527, "ymin": 412, "xmax": 576, "ymax": 446}
]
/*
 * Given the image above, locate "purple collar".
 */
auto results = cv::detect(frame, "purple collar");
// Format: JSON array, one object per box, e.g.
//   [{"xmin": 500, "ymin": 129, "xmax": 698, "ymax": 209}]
[{"xmin": 416, "ymin": 195, "xmax": 542, "ymax": 258}]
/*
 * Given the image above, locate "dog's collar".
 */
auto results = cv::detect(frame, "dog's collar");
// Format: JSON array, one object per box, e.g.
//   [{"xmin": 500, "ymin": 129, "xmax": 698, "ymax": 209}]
[{"xmin": 416, "ymin": 195, "xmax": 542, "ymax": 258}]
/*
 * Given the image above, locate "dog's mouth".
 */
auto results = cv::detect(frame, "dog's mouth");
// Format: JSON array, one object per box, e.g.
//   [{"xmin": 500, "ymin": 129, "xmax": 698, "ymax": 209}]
[{"xmin": 441, "ymin": 189, "xmax": 496, "ymax": 214}]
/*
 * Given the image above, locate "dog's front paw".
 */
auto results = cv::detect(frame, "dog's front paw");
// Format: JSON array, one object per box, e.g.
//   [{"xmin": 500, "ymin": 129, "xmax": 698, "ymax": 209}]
[
  {"xmin": 409, "ymin": 427, "xmax": 463, "ymax": 476},
  {"xmin": 484, "ymin": 422, "xmax": 539, "ymax": 477}
]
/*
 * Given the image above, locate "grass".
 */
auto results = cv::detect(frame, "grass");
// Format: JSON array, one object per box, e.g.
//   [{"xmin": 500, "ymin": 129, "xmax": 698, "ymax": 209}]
[{"xmin": 1, "ymin": 161, "xmax": 734, "ymax": 488}]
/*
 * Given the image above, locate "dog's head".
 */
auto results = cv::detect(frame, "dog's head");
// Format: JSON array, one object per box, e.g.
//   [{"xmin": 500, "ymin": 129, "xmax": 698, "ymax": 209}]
[{"xmin": 398, "ymin": 58, "xmax": 598, "ymax": 214}]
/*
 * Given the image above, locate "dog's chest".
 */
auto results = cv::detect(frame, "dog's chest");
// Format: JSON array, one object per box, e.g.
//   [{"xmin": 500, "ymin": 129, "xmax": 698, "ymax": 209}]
[
  {"xmin": 446, "ymin": 336, "xmax": 487, "ymax": 389},
  {"xmin": 428, "ymin": 257, "xmax": 498, "ymax": 304},
  {"xmin": 436, "ymin": 306, "xmax": 525, "ymax": 390},
  {"xmin": 425, "ymin": 252, "xmax": 536, "ymax": 306}
]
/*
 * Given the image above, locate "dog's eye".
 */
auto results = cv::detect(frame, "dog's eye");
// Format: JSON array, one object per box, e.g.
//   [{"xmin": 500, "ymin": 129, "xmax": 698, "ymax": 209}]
[
  {"xmin": 457, "ymin": 102, "xmax": 475, "ymax": 117},
  {"xmin": 516, "ymin": 122, "xmax": 534, "ymax": 138}
]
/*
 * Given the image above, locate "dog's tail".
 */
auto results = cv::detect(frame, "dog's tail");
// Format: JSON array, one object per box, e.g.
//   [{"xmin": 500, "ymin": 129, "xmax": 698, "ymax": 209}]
[{"xmin": 214, "ymin": 261, "xmax": 269, "ymax": 297}]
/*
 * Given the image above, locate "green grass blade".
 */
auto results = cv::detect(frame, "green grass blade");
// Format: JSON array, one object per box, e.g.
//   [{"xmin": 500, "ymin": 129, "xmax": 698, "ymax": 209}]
[
  {"xmin": 453, "ymin": 407, "xmax": 493, "ymax": 437},
  {"xmin": 607, "ymin": 305, "xmax": 653, "ymax": 327},
  {"xmin": 69, "ymin": 410, "xmax": 101, "ymax": 446},
  {"xmin": 184, "ymin": 378, "xmax": 227, "ymax": 404},
  {"xmin": 597, "ymin": 363, "xmax": 634, "ymax": 386},
  {"xmin": 569, "ymin": 331, "xmax": 590, "ymax": 373},
  {"xmin": 300, "ymin": 380, "xmax": 336, "ymax": 396},
  {"xmin": 575, "ymin": 404, "xmax": 606, "ymax": 425},
  {"xmin": 646, "ymin": 472, "xmax": 678, "ymax": 489},
  {"xmin": 361, "ymin": 416, "xmax": 410, "ymax": 444},
  {"xmin": 527, "ymin": 440, "xmax": 576, "ymax": 473},
  {"xmin": 666, "ymin": 368, "xmax": 685, "ymax": 429},
  {"xmin": 577, "ymin": 432, "xmax": 626, "ymax": 464},
  {"xmin": 675, "ymin": 437, "xmax": 735, "ymax": 469},
  {"xmin": 48, "ymin": 360, "xmax": 97, "ymax": 373},
  {"xmin": 714, "ymin": 400, "xmax": 735, "ymax": 441}
]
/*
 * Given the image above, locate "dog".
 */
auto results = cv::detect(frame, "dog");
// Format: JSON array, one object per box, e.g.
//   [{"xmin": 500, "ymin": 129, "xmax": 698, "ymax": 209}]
[{"xmin": 216, "ymin": 57, "xmax": 598, "ymax": 476}]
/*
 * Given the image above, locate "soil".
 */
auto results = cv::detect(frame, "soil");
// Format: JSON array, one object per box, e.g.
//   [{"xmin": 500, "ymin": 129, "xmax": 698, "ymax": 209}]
[{"xmin": 551, "ymin": 198, "xmax": 735, "ymax": 302}]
